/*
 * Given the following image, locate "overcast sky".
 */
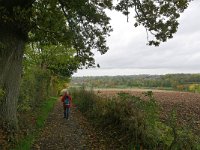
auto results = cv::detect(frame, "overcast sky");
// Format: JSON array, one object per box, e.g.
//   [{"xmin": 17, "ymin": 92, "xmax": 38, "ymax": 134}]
[{"xmin": 73, "ymin": 1, "xmax": 200, "ymax": 77}]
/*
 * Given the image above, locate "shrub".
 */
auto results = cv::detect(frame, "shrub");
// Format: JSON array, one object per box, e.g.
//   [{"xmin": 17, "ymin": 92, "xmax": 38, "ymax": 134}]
[{"xmin": 71, "ymin": 88, "xmax": 200, "ymax": 149}]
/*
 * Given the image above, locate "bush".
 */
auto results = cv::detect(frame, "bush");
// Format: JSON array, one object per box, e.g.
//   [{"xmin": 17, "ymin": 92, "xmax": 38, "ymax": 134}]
[{"xmin": 18, "ymin": 68, "xmax": 51, "ymax": 112}]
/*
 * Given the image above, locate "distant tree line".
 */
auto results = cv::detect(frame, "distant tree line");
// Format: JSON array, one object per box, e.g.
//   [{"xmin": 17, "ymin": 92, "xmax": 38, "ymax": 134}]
[{"xmin": 71, "ymin": 74, "xmax": 200, "ymax": 92}]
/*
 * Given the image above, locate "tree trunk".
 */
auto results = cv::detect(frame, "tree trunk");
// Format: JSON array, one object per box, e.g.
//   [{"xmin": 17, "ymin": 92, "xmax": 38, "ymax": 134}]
[
  {"xmin": 49, "ymin": 76, "xmax": 58, "ymax": 97},
  {"xmin": 0, "ymin": 26, "xmax": 25, "ymax": 130}
]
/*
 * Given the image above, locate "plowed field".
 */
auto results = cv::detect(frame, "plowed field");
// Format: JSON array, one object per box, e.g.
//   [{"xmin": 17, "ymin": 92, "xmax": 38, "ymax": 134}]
[{"xmin": 97, "ymin": 89, "xmax": 200, "ymax": 134}]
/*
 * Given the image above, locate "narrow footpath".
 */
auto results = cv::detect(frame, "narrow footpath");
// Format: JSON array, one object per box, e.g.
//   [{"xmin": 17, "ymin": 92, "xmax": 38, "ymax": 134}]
[{"xmin": 31, "ymin": 100, "xmax": 121, "ymax": 150}]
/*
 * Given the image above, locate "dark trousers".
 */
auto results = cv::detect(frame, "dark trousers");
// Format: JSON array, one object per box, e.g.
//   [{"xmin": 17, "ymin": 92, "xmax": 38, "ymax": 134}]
[{"xmin": 64, "ymin": 106, "xmax": 70, "ymax": 119}]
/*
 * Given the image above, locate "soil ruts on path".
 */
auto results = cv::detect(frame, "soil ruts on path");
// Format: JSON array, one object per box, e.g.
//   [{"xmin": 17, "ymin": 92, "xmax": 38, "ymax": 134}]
[{"xmin": 32, "ymin": 100, "xmax": 121, "ymax": 150}]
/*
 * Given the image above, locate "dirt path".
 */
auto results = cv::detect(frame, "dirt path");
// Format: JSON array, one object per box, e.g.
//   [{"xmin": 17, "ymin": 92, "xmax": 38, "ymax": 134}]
[{"xmin": 31, "ymin": 100, "xmax": 120, "ymax": 150}]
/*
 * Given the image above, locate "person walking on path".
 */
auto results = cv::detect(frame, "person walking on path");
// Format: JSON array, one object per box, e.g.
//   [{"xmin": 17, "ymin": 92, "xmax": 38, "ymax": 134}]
[{"xmin": 60, "ymin": 90, "xmax": 72, "ymax": 119}]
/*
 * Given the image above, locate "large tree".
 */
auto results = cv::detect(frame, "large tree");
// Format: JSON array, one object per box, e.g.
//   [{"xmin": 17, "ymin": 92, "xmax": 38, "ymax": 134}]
[{"xmin": 0, "ymin": 0, "xmax": 192, "ymax": 129}]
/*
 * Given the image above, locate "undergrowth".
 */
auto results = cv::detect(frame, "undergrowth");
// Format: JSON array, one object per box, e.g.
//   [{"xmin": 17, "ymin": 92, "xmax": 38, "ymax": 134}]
[{"xmin": 70, "ymin": 87, "xmax": 200, "ymax": 149}]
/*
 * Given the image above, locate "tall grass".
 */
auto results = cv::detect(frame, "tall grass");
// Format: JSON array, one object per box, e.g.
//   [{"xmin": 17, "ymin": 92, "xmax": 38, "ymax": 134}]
[
  {"xmin": 70, "ymin": 87, "xmax": 200, "ymax": 149},
  {"xmin": 13, "ymin": 97, "xmax": 57, "ymax": 150}
]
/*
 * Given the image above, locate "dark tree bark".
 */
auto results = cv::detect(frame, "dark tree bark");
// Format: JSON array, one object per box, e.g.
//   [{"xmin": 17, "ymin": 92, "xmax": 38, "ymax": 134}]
[
  {"xmin": 0, "ymin": 24, "xmax": 25, "ymax": 130},
  {"xmin": 0, "ymin": 0, "xmax": 32, "ymax": 130}
]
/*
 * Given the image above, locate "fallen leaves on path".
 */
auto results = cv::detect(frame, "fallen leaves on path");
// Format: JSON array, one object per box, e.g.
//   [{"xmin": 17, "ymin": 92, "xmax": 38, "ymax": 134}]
[{"xmin": 32, "ymin": 100, "xmax": 121, "ymax": 150}]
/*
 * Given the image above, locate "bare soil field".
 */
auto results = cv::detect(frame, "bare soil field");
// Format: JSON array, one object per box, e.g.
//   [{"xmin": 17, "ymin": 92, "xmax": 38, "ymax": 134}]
[{"xmin": 97, "ymin": 89, "xmax": 200, "ymax": 134}]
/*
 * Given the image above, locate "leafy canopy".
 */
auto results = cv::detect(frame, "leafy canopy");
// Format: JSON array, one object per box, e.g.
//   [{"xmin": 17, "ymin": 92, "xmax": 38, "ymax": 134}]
[
  {"xmin": 24, "ymin": 44, "xmax": 80, "ymax": 77},
  {"xmin": 0, "ymin": 0, "xmax": 192, "ymax": 67},
  {"xmin": 115, "ymin": 0, "xmax": 192, "ymax": 46}
]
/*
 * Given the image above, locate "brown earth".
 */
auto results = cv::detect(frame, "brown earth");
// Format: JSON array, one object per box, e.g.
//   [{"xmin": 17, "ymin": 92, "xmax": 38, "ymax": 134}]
[{"xmin": 97, "ymin": 89, "xmax": 200, "ymax": 134}]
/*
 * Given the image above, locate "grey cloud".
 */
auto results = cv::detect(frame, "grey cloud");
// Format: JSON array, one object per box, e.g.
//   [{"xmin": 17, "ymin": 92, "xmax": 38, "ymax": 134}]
[{"xmin": 74, "ymin": 1, "xmax": 200, "ymax": 76}]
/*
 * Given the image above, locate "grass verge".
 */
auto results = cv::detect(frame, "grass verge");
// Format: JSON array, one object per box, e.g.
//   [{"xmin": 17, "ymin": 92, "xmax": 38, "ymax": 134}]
[{"xmin": 13, "ymin": 97, "xmax": 58, "ymax": 150}]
